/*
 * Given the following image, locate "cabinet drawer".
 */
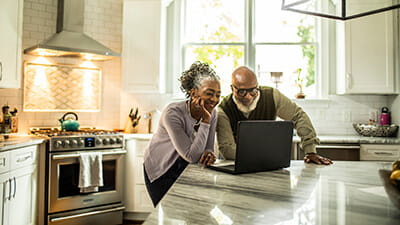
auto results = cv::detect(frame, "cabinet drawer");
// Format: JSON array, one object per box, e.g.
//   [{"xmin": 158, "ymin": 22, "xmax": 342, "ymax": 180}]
[
  {"xmin": 0, "ymin": 151, "xmax": 10, "ymax": 174},
  {"xmin": 360, "ymin": 144, "xmax": 400, "ymax": 161},
  {"xmin": 10, "ymin": 145, "xmax": 37, "ymax": 170},
  {"xmin": 126, "ymin": 139, "xmax": 150, "ymax": 156}
]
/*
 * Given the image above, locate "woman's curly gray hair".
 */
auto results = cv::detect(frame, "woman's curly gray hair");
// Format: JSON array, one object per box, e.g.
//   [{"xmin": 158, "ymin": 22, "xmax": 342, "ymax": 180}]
[{"xmin": 179, "ymin": 61, "xmax": 220, "ymax": 98}]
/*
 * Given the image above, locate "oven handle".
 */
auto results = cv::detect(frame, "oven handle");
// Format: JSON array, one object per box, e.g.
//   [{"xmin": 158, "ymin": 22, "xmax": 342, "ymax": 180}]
[
  {"xmin": 52, "ymin": 149, "xmax": 127, "ymax": 160},
  {"xmin": 49, "ymin": 206, "xmax": 125, "ymax": 222}
]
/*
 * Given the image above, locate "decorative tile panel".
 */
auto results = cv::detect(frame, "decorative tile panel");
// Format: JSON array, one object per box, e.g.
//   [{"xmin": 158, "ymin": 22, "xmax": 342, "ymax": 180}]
[{"xmin": 23, "ymin": 62, "xmax": 102, "ymax": 112}]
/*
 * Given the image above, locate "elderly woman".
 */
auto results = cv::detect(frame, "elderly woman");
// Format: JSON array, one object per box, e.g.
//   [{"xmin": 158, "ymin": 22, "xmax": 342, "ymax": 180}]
[{"xmin": 143, "ymin": 61, "xmax": 221, "ymax": 206}]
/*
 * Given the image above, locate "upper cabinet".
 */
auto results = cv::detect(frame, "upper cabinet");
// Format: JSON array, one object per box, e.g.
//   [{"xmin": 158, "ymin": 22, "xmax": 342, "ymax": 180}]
[
  {"xmin": 122, "ymin": 0, "xmax": 167, "ymax": 93},
  {"xmin": 336, "ymin": 11, "xmax": 397, "ymax": 94},
  {"xmin": 0, "ymin": 0, "xmax": 23, "ymax": 88}
]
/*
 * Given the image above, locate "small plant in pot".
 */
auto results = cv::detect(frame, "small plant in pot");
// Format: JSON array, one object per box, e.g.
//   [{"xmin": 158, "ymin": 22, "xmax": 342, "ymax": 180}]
[{"xmin": 294, "ymin": 68, "xmax": 306, "ymax": 99}]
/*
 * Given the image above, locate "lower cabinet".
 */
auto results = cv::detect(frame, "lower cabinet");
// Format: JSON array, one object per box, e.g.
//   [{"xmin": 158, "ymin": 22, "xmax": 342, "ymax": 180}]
[
  {"xmin": 124, "ymin": 135, "xmax": 153, "ymax": 220},
  {"xmin": 0, "ymin": 145, "xmax": 38, "ymax": 225}
]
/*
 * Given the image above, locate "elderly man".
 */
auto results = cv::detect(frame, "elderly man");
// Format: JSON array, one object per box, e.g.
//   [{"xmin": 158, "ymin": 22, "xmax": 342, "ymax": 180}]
[{"xmin": 217, "ymin": 66, "xmax": 332, "ymax": 165}]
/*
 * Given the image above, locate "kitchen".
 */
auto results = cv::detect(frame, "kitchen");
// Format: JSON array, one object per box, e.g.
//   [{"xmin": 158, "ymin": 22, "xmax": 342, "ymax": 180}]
[{"xmin": 0, "ymin": 0, "xmax": 400, "ymax": 225}]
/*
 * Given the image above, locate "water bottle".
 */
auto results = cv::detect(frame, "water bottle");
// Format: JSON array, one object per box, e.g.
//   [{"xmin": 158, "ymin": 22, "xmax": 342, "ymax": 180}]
[{"xmin": 380, "ymin": 107, "xmax": 391, "ymax": 126}]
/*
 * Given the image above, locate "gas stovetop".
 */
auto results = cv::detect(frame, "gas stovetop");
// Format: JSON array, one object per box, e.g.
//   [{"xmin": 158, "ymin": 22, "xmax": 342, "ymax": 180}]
[
  {"xmin": 30, "ymin": 127, "xmax": 119, "ymax": 137},
  {"xmin": 30, "ymin": 127, "xmax": 124, "ymax": 151}
]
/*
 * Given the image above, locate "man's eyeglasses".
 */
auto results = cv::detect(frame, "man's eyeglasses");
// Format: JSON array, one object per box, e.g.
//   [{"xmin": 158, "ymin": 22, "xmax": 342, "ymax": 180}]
[{"xmin": 231, "ymin": 85, "xmax": 259, "ymax": 97}]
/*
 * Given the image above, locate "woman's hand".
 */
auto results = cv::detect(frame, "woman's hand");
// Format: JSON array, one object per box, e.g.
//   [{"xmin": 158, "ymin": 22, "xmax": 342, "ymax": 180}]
[
  {"xmin": 191, "ymin": 97, "xmax": 211, "ymax": 123},
  {"xmin": 199, "ymin": 151, "xmax": 216, "ymax": 166}
]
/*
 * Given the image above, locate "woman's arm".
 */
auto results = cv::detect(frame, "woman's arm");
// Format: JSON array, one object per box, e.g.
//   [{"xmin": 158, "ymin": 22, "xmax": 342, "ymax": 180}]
[{"xmin": 164, "ymin": 107, "xmax": 211, "ymax": 163}]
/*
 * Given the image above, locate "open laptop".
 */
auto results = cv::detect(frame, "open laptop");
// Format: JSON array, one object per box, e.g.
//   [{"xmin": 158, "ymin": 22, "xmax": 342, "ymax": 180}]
[{"xmin": 208, "ymin": 120, "xmax": 294, "ymax": 174}]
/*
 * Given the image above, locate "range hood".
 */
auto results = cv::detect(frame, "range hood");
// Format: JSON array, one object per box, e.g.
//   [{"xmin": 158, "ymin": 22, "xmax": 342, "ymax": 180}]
[{"xmin": 24, "ymin": 0, "xmax": 120, "ymax": 61}]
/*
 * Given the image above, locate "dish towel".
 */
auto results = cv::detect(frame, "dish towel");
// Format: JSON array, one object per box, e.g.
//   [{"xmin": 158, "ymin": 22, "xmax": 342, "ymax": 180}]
[{"xmin": 78, "ymin": 152, "xmax": 104, "ymax": 193}]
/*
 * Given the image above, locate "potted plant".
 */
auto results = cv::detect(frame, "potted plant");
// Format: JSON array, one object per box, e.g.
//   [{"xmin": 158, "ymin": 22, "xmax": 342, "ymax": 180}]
[{"xmin": 294, "ymin": 68, "xmax": 306, "ymax": 99}]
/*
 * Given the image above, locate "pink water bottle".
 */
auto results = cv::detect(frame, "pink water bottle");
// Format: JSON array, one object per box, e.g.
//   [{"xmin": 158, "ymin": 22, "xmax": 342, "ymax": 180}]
[{"xmin": 380, "ymin": 107, "xmax": 391, "ymax": 126}]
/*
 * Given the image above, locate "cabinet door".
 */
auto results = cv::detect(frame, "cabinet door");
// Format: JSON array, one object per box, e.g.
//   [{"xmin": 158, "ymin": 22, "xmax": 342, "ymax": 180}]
[
  {"xmin": 0, "ymin": 173, "xmax": 11, "ymax": 225},
  {"xmin": 0, "ymin": 0, "xmax": 22, "ymax": 88},
  {"xmin": 336, "ymin": 11, "xmax": 395, "ymax": 94},
  {"xmin": 7, "ymin": 165, "xmax": 36, "ymax": 225},
  {"xmin": 122, "ymin": 0, "xmax": 166, "ymax": 93}
]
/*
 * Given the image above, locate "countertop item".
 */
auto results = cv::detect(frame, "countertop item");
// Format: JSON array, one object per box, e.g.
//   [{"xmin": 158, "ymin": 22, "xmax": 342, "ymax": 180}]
[
  {"xmin": 0, "ymin": 134, "xmax": 46, "ymax": 151},
  {"xmin": 143, "ymin": 161, "xmax": 400, "ymax": 225}
]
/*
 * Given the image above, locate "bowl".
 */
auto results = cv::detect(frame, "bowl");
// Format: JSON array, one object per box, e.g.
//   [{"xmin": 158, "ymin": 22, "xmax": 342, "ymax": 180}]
[
  {"xmin": 379, "ymin": 170, "xmax": 400, "ymax": 210},
  {"xmin": 352, "ymin": 123, "xmax": 399, "ymax": 137}
]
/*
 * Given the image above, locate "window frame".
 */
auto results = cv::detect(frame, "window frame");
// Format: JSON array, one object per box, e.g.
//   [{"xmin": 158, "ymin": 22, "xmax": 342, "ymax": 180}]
[{"xmin": 167, "ymin": 0, "xmax": 332, "ymax": 99}]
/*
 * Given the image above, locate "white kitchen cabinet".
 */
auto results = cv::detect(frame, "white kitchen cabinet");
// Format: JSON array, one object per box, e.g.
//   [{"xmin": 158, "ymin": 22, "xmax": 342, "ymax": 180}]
[
  {"xmin": 0, "ymin": 145, "xmax": 38, "ymax": 225},
  {"xmin": 336, "ymin": 11, "xmax": 397, "ymax": 94},
  {"xmin": 124, "ymin": 134, "xmax": 153, "ymax": 220},
  {"xmin": 0, "ymin": 0, "xmax": 23, "ymax": 88},
  {"xmin": 122, "ymin": 0, "xmax": 167, "ymax": 93}
]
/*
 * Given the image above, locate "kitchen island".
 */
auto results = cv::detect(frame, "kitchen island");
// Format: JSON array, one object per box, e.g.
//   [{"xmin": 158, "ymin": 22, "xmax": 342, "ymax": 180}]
[{"xmin": 143, "ymin": 161, "xmax": 400, "ymax": 225}]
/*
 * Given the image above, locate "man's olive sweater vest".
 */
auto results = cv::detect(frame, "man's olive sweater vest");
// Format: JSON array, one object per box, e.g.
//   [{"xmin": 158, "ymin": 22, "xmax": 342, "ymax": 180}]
[{"xmin": 219, "ymin": 86, "xmax": 276, "ymax": 141}]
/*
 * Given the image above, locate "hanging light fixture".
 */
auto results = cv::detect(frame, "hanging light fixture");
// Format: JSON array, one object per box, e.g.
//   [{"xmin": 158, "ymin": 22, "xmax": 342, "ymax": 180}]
[{"xmin": 282, "ymin": 0, "xmax": 400, "ymax": 20}]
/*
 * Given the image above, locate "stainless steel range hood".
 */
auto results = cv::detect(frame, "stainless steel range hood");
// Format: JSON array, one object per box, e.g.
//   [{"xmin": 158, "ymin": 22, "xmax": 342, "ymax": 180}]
[{"xmin": 24, "ymin": 0, "xmax": 120, "ymax": 61}]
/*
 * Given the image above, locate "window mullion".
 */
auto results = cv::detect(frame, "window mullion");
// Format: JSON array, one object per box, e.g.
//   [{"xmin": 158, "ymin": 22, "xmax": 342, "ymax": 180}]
[{"xmin": 245, "ymin": 0, "xmax": 255, "ymax": 69}]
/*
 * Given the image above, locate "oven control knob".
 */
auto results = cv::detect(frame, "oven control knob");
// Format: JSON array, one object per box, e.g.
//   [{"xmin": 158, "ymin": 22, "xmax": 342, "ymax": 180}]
[
  {"xmin": 62, "ymin": 140, "xmax": 70, "ymax": 147},
  {"xmin": 78, "ymin": 139, "xmax": 84, "ymax": 146},
  {"xmin": 116, "ymin": 137, "xmax": 122, "ymax": 144},
  {"xmin": 54, "ymin": 140, "xmax": 62, "ymax": 149},
  {"xmin": 109, "ymin": 138, "xmax": 116, "ymax": 144},
  {"xmin": 71, "ymin": 139, "xmax": 78, "ymax": 147},
  {"xmin": 96, "ymin": 138, "xmax": 102, "ymax": 145},
  {"xmin": 102, "ymin": 138, "xmax": 110, "ymax": 145}
]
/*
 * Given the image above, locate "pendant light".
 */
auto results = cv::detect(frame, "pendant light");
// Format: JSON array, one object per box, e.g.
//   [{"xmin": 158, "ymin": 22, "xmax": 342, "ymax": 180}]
[{"xmin": 282, "ymin": 0, "xmax": 400, "ymax": 20}]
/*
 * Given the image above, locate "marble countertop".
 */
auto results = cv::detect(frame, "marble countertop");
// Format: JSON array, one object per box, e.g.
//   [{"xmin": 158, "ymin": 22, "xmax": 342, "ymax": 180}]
[
  {"xmin": 143, "ymin": 161, "xmax": 400, "ymax": 225},
  {"xmin": 0, "ymin": 134, "xmax": 46, "ymax": 152}
]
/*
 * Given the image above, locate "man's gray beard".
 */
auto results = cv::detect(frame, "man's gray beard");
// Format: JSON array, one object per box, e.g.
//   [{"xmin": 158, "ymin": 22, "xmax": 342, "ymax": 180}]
[{"xmin": 233, "ymin": 94, "xmax": 260, "ymax": 116}]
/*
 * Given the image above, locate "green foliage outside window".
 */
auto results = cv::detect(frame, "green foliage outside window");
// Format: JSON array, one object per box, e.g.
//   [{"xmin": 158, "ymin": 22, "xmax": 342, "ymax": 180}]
[
  {"xmin": 297, "ymin": 21, "xmax": 315, "ymax": 87},
  {"xmin": 192, "ymin": 25, "xmax": 244, "ymax": 68}
]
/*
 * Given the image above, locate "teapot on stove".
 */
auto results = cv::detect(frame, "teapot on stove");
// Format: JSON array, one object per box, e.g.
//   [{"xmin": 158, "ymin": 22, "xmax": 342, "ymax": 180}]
[{"xmin": 59, "ymin": 112, "xmax": 80, "ymax": 131}]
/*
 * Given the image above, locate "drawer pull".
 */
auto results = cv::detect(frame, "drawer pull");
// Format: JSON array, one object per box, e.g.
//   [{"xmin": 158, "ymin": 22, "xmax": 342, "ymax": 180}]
[
  {"xmin": 16, "ymin": 154, "xmax": 32, "ymax": 163},
  {"xmin": 12, "ymin": 177, "xmax": 16, "ymax": 198},
  {"xmin": 8, "ymin": 178, "xmax": 12, "ymax": 201},
  {"xmin": 373, "ymin": 152, "xmax": 394, "ymax": 156}
]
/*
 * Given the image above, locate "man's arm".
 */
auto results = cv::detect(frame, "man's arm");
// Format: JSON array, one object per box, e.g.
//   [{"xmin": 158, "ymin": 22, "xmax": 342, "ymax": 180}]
[
  {"xmin": 272, "ymin": 88, "xmax": 332, "ymax": 165},
  {"xmin": 216, "ymin": 108, "xmax": 237, "ymax": 160}
]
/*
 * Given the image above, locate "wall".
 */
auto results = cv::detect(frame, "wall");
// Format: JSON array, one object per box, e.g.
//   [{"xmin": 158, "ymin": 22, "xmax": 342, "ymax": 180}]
[{"xmin": 0, "ymin": 0, "xmax": 123, "ymax": 134}]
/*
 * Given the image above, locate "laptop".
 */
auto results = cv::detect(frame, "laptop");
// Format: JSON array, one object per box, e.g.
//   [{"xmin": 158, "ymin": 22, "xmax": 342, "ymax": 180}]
[{"xmin": 208, "ymin": 120, "xmax": 294, "ymax": 174}]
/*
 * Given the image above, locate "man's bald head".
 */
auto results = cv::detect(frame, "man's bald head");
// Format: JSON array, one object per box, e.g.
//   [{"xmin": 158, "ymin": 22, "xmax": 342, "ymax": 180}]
[{"xmin": 231, "ymin": 66, "xmax": 258, "ymax": 88}]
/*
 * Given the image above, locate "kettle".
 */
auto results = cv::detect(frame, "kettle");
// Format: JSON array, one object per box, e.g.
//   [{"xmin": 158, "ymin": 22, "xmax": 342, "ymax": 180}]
[{"xmin": 59, "ymin": 112, "xmax": 80, "ymax": 131}]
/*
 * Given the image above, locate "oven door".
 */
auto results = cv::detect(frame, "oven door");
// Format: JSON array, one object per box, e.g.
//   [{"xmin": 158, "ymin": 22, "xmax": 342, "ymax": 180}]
[{"xmin": 48, "ymin": 148, "xmax": 126, "ymax": 213}]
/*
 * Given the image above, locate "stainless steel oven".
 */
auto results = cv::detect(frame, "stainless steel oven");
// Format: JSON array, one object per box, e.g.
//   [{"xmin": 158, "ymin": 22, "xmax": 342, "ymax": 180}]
[{"xmin": 32, "ymin": 128, "xmax": 126, "ymax": 225}]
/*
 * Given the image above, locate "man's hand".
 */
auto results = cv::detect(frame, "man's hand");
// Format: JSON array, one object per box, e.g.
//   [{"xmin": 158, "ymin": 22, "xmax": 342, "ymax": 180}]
[
  {"xmin": 304, "ymin": 153, "xmax": 333, "ymax": 165},
  {"xmin": 199, "ymin": 151, "xmax": 216, "ymax": 166}
]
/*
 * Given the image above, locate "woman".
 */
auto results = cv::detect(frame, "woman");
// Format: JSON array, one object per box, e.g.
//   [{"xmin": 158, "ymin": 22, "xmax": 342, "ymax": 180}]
[{"xmin": 143, "ymin": 61, "xmax": 221, "ymax": 206}]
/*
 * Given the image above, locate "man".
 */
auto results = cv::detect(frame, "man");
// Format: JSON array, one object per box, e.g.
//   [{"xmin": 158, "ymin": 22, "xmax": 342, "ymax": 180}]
[{"xmin": 217, "ymin": 66, "xmax": 332, "ymax": 165}]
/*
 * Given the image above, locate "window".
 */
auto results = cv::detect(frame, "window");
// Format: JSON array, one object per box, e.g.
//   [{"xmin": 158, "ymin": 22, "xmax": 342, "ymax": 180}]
[{"xmin": 169, "ymin": 0, "xmax": 331, "ymax": 99}]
